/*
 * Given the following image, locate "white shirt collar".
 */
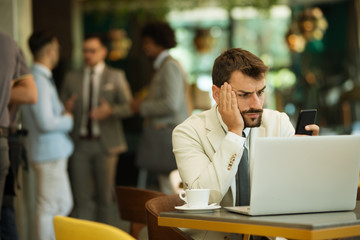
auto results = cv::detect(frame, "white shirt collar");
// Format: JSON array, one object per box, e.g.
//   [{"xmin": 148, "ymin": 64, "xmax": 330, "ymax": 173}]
[
  {"xmin": 85, "ymin": 61, "xmax": 105, "ymax": 75},
  {"xmin": 153, "ymin": 50, "xmax": 169, "ymax": 70},
  {"xmin": 216, "ymin": 105, "xmax": 250, "ymax": 138}
]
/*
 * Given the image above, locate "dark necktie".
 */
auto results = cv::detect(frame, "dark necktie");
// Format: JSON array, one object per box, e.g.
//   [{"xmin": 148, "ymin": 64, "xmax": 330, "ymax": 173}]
[
  {"xmin": 86, "ymin": 70, "xmax": 94, "ymax": 138},
  {"xmin": 238, "ymin": 132, "xmax": 250, "ymax": 206}
]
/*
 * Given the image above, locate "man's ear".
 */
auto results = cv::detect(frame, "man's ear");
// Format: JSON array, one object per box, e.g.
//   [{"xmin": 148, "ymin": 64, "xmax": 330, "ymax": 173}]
[
  {"xmin": 101, "ymin": 46, "xmax": 108, "ymax": 59},
  {"xmin": 212, "ymin": 85, "xmax": 220, "ymax": 104},
  {"xmin": 44, "ymin": 44, "xmax": 52, "ymax": 57}
]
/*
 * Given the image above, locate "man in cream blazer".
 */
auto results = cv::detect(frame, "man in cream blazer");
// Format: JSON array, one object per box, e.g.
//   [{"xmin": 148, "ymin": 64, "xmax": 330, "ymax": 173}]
[
  {"xmin": 173, "ymin": 48, "xmax": 319, "ymax": 240},
  {"xmin": 174, "ymin": 105, "xmax": 297, "ymax": 206},
  {"xmin": 173, "ymin": 48, "xmax": 319, "ymax": 209},
  {"xmin": 61, "ymin": 34, "xmax": 132, "ymax": 224}
]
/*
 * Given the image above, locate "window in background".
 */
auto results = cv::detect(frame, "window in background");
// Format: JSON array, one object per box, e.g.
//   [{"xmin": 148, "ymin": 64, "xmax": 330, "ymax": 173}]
[
  {"xmin": 167, "ymin": 5, "xmax": 294, "ymax": 113},
  {"xmin": 167, "ymin": 7, "xmax": 229, "ymax": 111}
]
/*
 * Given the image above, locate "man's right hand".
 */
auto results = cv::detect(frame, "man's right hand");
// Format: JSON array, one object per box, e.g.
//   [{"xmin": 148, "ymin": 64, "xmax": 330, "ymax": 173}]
[
  {"xmin": 63, "ymin": 111, "xmax": 74, "ymax": 119},
  {"xmin": 218, "ymin": 82, "xmax": 244, "ymax": 136},
  {"xmin": 65, "ymin": 94, "xmax": 77, "ymax": 113}
]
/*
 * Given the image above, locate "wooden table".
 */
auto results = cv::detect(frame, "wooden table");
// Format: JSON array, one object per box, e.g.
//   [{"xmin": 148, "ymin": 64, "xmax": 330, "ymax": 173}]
[{"xmin": 158, "ymin": 202, "xmax": 360, "ymax": 239}]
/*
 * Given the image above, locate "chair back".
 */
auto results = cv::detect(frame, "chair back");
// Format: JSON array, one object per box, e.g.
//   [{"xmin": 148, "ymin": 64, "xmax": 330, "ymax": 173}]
[
  {"xmin": 115, "ymin": 186, "xmax": 166, "ymax": 238},
  {"xmin": 145, "ymin": 194, "xmax": 193, "ymax": 240},
  {"xmin": 53, "ymin": 215, "xmax": 135, "ymax": 240}
]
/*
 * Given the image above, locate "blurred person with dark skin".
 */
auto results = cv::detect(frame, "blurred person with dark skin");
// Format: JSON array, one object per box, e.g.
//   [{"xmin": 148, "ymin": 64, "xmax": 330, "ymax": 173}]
[
  {"xmin": 173, "ymin": 48, "xmax": 319, "ymax": 239},
  {"xmin": 22, "ymin": 31, "xmax": 74, "ymax": 240},
  {"xmin": 131, "ymin": 21, "xmax": 190, "ymax": 193},
  {"xmin": 0, "ymin": 32, "xmax": 37, "ymax": 240},
  {"xmin": 61, "ymin": 34, "xmax": 132, "ymax": 224}
]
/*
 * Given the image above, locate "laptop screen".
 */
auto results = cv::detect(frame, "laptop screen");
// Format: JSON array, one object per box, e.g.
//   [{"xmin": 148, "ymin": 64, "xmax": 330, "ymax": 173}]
[{"xmin": 248, "ymin": 135, "xmax": 360, "ymax": 215}]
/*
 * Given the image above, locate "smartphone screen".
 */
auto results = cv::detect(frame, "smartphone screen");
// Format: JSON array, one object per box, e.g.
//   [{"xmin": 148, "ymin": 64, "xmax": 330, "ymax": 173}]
[{"xmin": 295, "ymin": 109, "xmax": 317, "ymax": 135}]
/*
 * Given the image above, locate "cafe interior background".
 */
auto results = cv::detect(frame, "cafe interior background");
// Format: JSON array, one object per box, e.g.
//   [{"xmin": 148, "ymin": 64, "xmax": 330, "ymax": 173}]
[
  {"xmin": 77, "ymin": 0, "xmax": 360, "ymax": 185},
  {"xmin": 1, "ymin": 0, "xmax": 360, "ymax": 238}
]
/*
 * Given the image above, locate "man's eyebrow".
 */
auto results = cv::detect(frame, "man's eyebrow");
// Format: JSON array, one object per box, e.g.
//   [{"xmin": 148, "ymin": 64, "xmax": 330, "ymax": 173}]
[
  {"xmin": 235, "ymin": 89, "xmax": 252, "ymax": 94},
  {"xmin": 258, "ymin": 86, "xmax": 267, "ymax": 92},
  {"xmin": 232, "ymin": 85, "xmax": 266, "ymax": 94}
]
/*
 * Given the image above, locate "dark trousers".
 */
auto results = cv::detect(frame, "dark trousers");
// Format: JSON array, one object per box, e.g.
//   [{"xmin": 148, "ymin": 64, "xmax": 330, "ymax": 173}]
[
  {"xmin": 0, "ymin": 196, "xmax": 18, "ymax": 240},
  {"xmin": 0, "ymin": 134, "xmax": 26, "ymax": 240},
  {"xmin": 0, "ymin": 138, "xmax": 10, "ymax": 218}
]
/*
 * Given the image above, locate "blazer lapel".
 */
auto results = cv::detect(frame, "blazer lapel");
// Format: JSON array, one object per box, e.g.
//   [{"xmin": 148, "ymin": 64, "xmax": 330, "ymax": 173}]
[
  {"xmin": 206, "ymin": 106, "xmax": 226, "ymax": 154},
  {"xmin": 206, "ymin": 105, "xmax": 238, "ymax": 205},
  {"xmin": 249, "ymin": 125, "xmax": 266, "ymax": 151},
  {"xmin": 98, "ymin": 66, "xmax": 110, "ymax": 104}
]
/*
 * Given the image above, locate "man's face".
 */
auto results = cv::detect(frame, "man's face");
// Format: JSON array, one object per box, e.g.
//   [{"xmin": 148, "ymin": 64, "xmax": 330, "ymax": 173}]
[
  {"xmin": 49, "ymin": 38, "xmax": 60, "ymax": 68},
  {"xmin": 83, "ymin": 38, "xmax": 107, "ymax": 67},
  {"xmin": 214, "ymin": 71, "xmax": 266, "ymax": 128},
  {"xmin": 142, "ymin": 36, "xmax": 163, "ymax": 59}
]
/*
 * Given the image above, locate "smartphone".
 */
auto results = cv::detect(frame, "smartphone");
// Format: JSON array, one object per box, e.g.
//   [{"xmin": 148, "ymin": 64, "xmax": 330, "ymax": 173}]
[{"xmin": 295, "ymin": 109, "xmax": 317, "ymax": 135}]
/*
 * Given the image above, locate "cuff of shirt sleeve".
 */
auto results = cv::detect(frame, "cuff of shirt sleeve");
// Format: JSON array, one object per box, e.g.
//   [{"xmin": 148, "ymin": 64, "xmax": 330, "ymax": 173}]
[{"xmin": 225, "ymin": 131, "xmax": 246, "ymax": 146}]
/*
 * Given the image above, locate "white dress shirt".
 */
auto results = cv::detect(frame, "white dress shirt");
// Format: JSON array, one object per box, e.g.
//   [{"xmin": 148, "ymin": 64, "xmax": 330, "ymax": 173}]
[{"xmin": 79, "ymin": 62, "xmax": 105, "ymax": 136}]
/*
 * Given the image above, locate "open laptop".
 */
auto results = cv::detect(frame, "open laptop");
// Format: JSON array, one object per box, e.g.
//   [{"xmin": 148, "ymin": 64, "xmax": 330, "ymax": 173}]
[{"xmin": 225, "ymin": 135, "xmax": 360, "ymax": 216}]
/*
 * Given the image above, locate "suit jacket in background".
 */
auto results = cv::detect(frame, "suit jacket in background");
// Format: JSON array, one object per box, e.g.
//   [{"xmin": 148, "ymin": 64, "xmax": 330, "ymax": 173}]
[
  {"xmin": 136, "ymin": 55, "xmax": 190, "ymax": 173},
  {"xmin": 140, "ymin": 56, "xmax": 189, "ymax": 127},
  {"xmin": 172, "ymin": 105, "xmax": 295, "ymax": 206},
  {"xmin": 61, "ymin": 65, "xmax": 132, "ymax": 155}
]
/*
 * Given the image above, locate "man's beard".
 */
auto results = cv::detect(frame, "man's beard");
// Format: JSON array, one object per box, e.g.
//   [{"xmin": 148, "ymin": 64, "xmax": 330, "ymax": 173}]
[{"xmin": 241, "ymin": 108, "xmax": 263, "ymax": 128}]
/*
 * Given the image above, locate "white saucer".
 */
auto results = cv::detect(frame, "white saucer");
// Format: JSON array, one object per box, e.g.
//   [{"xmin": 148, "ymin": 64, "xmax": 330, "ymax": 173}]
[{"xmin": 174, "ymin": 204, "xmax": 221, "ymax": 213}]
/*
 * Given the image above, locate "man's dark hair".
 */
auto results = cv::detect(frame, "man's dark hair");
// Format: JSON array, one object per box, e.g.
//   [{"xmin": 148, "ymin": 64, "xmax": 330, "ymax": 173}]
[
  {"xmin": 212, "ymin": 48, "xmax": 270, "ymax": 87},
  {"xmin": 28, "ymin": 31, "xmax": 56, "ymax": 57},
  {"xmin": 84, "ymin": 33, "xmax": 108, "ymax": 47},
  {"xmin": 141, "ymin": 21, "xmax": 177, "ymax": 49}
]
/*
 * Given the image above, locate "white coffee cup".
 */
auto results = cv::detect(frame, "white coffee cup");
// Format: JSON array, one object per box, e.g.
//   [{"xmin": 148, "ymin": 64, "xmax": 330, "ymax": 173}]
[{"xmin": 179, "ymin": 189, "xmax": 210, "ymax": 208}]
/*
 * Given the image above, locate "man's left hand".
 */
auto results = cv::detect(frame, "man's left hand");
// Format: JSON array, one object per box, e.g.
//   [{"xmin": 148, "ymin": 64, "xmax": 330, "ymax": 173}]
[
  {"xmin": 130, "ymin": 98, "xmax": 142, "ymax": 114},
  {"xmin": 90, "ymin": 97, "xmax": 113, "ymax": 121}
]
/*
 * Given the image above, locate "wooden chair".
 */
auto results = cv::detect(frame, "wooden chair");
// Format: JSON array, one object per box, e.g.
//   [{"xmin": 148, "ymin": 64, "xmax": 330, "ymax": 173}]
[
  {"xmin": 53, "ymin": 215, "xmax": 135, "ymax": 240},
  {"xmin": 115, "ymin": 186, "xmax": 166, "ymax": 238},
  {"xmin": 145, "ymin": 194, "xmax": 193, "ymax": 240}
]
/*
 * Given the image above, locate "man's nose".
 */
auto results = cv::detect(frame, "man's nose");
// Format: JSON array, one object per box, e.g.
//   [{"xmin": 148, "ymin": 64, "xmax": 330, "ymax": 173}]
[{"xmin": 249, "ymin": 93, "xmax": 261, "ymax": 109}]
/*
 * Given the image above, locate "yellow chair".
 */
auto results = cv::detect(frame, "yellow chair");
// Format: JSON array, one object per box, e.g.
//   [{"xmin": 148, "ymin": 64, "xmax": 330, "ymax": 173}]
[{"xmin": 53, "ymin": 216, "xmax": 135, "ymax": 240}]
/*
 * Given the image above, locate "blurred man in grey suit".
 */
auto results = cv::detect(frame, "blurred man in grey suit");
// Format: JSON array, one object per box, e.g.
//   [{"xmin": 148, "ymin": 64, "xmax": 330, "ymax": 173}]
[{"xmin": 61, "ymin": 34, "xmax": 132, "ymax": 224}]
